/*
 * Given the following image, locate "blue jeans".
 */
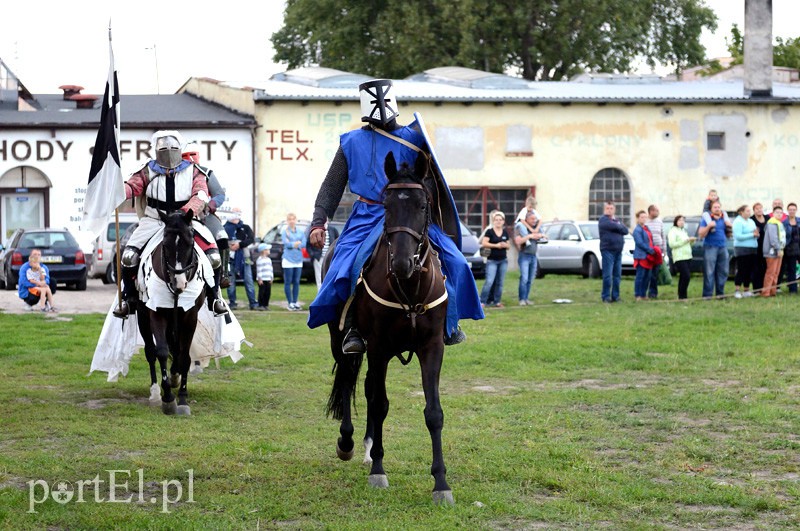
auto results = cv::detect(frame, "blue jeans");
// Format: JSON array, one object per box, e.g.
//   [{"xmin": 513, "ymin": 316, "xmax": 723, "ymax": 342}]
[
  {"xmin": 648, "ymin": 264, "xmax": 660, "ymax": 298},
  {"xmin": 227, "ymin": 260, "xmax": 256, "ymax": 307},
  {"xmin": 600, "ymin": 250, "xmax": 622, "ymax": 301},
  {"xmin": 518, "ymin": 253, "xmax": 538, "ymax": 301},
  {"xmin": 480, "ymin": 259, "xmax": 508, "ymax": 305},
  {"xmin": 283, "ymin": 266, "xmax": 302, "ymax": 304},
  {"xmin": 634, "ymin": 266, "xmax": 652, "ymax": 298},
  {"xmin": 702, "ymin": 246, "xmax": 729, "ymax": 297}
]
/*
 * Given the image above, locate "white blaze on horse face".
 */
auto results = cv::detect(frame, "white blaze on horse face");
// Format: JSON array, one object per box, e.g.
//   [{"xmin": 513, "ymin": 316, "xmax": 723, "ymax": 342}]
[
  {"xmin": 174, "ymin": 261, "xmax": 188, "ymax": 292},
  {"xmin": 172, "ymin": 234, "xmax": 188, "ymax": 292},
  {"xmin": 398, "ymin": 192, "xmax": 409, "ymax": 200}
]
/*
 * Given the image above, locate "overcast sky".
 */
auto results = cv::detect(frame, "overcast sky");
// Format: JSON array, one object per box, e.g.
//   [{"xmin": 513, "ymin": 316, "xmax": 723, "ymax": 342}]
[{"xmin": 1, "ymin": 1, "xmax": 798, "ymax": 96}]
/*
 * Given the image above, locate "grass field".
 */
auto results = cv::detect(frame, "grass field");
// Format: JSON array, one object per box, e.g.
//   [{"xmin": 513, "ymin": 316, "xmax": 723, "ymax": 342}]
[{"xmin": 1, "ymin": 272, "xmax": 799, "ymax": 529}]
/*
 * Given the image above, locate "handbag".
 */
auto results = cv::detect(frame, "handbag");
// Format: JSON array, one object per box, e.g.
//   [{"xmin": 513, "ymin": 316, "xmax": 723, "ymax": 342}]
[
  {"xmin": 480, "ymin": 247, "xmax": 491, "ymax": 258},
  {"xmin": 657, "ymin": 262, "xmax": 672, "ymax": 285}
]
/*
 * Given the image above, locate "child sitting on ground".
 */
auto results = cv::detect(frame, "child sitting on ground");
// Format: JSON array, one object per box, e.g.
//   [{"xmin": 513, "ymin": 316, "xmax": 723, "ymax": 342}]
[
  {"xmin": 24, "ymin": 250, "xmax": 57, "ymax": 312},
  {"xmin": 255, "ymin": 243, "xmax": 273, "ymax": 311}
]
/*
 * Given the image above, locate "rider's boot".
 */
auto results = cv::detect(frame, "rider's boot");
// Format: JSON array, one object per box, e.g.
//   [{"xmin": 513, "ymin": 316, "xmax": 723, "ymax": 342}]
[
  {"xmin": 341, "ymin": 305, "xmax": 366, "ymax": 355},
  {"xmin": 218, "ymin": 239, "xmax": 231, "ymax": 288},
  {"xmin": 444, "ymin": 325, "xmax": 467, "ymax": 346},
  {"xmin": 113, "ymin": 265, "xmax": 139, "ymax": 318},
  {"xmin": 206, "ymin": 266, "xmax": 229, "ymax": 317}
]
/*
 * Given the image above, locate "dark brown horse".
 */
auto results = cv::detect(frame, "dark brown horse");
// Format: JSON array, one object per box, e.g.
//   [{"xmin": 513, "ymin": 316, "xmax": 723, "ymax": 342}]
[
  {"xmin": 138, "ymin": 210, "xmax": 204, "ymax": 416},
  {"xmin": 325, "ymin": 151, "xmax": 454, "ymax": 504}
]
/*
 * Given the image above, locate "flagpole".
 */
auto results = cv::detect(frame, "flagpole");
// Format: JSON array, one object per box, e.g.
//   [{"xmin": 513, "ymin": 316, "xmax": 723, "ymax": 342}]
[{"xmin": 108, "ymin": 21, "xmax": 124, "ymax": 317}]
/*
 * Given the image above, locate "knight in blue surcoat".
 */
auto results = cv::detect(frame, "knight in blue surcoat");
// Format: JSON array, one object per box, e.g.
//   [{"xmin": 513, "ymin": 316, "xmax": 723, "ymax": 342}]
[{"xmin": 307, "ymin": 79, "xmax": 484, "ymax": 354}]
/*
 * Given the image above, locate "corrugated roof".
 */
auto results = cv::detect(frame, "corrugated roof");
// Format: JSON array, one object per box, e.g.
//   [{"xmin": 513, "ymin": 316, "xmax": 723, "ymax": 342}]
[
  {"xmin": 0, "ymin": 93, "xmax": 256, "ymax": 128},
  {"xmin": 248, "ymin": 66, "xmax": 800, "ymax": 104}
]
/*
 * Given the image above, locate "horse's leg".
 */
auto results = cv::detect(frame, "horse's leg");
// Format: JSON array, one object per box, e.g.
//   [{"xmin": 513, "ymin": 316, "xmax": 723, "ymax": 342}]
[
  {"xmin": 151, "ymin": 312, "xmax": 176, "ymax": 415},
  {"xmin": 175, "ymin": 307, "xmax": 200, "ymax": 416},
  {"xmin": 366, "ymin": 357, "xmax": 390, "ymax": 488},
  {"xmin": 327, "ymin": 322, "xmax": 357, "ymax": 461},
  {"xmin": 363, "ymin": 369, "xmax": 374, "ymax": 465},
  {"xmin": 138, "ymin": 310, "xmax": 161, "ymax": 405},
  {"xmin": 418, "ymin": 343, "xmax": 454, "ymax": 505}
]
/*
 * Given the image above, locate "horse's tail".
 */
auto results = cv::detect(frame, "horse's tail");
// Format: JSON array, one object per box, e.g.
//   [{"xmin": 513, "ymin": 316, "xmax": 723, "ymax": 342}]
[{"xmin": 325, "ymin": 353, "xmax": 363, "ymax": 421}]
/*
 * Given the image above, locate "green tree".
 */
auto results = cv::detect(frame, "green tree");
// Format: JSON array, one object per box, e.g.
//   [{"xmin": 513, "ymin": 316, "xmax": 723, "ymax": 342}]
[
  {"xmin": 272, "ymin": 0, "xmax": 717, "ymax": 80},
  {"xmin": 725, "ymin": 23, "xmax": 800, "ymax": 70}
]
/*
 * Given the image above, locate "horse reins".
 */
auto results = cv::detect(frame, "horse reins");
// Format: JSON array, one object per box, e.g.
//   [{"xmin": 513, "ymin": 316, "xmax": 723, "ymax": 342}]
[{"xmin": 360, "ymin": 182, "xmax": 448, "ymax": 362}]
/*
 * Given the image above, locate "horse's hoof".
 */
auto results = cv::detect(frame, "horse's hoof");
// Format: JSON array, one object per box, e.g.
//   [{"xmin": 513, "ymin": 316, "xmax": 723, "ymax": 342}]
[
  {"xmin": 433, "ymin": 490, "xmax": 455, "ymax": 506},
  {"xmin": 149, "ymin": 384, "xmax": 161, "ymax": 404},
  {"xmin": 336, "ymin": 441, "xmax": 354, "ymax": 461},
  {"xmin": 176, "ymin": 405, "xmax": 191, "ymax": 416},
  {"xmin": 170, "ymin": 373, "xmax": 181, "ymax": 389},
  {"xmin": 161, "ymin": 400, "xmax": 177, "ymax": 415},
  {"xmin": 367, "ymin": 474, "xmax": 389, "ymax": 489}
]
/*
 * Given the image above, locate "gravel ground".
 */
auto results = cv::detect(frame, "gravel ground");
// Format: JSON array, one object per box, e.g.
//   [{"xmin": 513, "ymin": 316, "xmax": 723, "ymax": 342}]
[{"xmin": 0, "ymin": 281, "xmax": 117, "ymax": 314}]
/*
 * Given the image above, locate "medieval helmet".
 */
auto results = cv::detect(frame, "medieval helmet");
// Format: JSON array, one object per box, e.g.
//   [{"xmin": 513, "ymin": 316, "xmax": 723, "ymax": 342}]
[
  {"xmin": 151, "ymin": 130, "xmax": 183, "ymax": 169},
  {"xmin": 359, "ymin": 79, "xmax": 398, "ymax": 128},
  {"xmin": 182, "ymin": 141, "xmax": 201, "ymax": 163}
]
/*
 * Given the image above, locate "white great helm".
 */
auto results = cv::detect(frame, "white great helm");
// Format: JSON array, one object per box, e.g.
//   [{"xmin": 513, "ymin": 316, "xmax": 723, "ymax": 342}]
[{"xmin": 359, "ymin": 79, "xmax": 398, "ymax": 128}]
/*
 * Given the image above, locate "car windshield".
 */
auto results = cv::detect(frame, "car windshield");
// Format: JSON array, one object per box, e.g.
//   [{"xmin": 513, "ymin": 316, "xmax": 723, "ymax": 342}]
[
  {"xmin": 579, "ymin": 224, "xmax": 600, "ymax": 240},
  {"xmin": 18, "ymin": 231, "xmax": 77, "ymax": 249}
]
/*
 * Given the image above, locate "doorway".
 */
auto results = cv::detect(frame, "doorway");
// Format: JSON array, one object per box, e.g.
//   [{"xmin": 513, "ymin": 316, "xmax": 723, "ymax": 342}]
[{"xmin": 0, "ymin": 165, "xmax": 51, "ymax": 241}]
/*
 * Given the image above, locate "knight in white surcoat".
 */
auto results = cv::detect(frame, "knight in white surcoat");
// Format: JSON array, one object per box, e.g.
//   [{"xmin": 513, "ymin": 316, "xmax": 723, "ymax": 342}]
[{"xmin": 113, "ymin": 130, "xmax": 228, "ymax": 318}]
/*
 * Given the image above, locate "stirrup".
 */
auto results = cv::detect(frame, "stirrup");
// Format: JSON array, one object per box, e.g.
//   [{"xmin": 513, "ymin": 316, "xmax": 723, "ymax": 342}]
[
  {"xmin": 444, "ymin": 327, "xmax": 466, "ymax": 346},
  {"xmin": 112, "ymin": 299, "xmax": 134, "ymax": 319},
  {"xmin": 342, "ymin": 328, "xmax": 366, "ymax": 355},
  {"xmin": 212, "ymin": 299, "xmax": 229, "ymax": 317}
]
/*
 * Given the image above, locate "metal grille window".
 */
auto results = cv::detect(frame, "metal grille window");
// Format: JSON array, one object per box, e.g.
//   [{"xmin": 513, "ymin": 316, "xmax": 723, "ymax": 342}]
[
  {"xmin": 451, "ymin": 187, "xmax": 533, "ymax": 234},
  {"xmin": 707, "ymin": 132, "xmax": 725, "ymax": 150},
  {"xmin": 589, "ymin": 168, "xmax": 631, "ymax": 226}
]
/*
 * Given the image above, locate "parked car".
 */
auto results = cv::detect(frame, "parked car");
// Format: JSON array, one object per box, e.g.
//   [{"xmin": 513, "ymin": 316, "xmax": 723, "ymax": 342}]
[
  {"xmin": 460, "ymin": 221, "xmax": 485, "ymax": 279},
  {"xmin": 663, "ymin": 215, "xmax": 737, "ymax": 278},
  {"xmin": 0, "ymin": 228, "xmax": 88, "ymax": 290},
  {"xmin": 259, "ymin": 220, "xmax": 345, "ymax": 282},
  {"xmin": 88, "ymin": 212, "xmax": 138, "ymax": 284},
  {"xmin": 536, "ymin": 220, "xmax": 636, "ymax": 278}
]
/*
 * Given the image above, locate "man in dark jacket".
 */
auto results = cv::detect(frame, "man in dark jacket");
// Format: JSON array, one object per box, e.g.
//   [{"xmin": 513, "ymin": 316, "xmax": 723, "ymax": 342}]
[
  {"xmin": 598, "ymin": 201, "xmax": 629, "ymax": 303},
  {"xmin": 223, "ymin": 208, "xmax": 257, "ymax": 310}
]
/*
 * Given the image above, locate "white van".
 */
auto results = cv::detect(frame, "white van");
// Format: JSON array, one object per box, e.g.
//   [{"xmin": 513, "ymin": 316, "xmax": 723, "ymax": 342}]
[{"xmin": 88, "ymin": 212, "xmax": 138, "ymax": 283}]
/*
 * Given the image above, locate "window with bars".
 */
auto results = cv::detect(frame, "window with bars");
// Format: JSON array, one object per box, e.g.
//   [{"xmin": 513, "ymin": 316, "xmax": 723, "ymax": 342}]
[
  {"xmin": 588, "ymin": 168, "xmax": 631, "ymax": 226},
  {"xmin": 451, "ymin": 187, "xmax": 533, "ymax": 235}
]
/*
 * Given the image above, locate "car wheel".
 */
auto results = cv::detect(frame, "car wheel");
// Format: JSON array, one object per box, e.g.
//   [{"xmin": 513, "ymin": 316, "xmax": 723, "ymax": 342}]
[
  {"xmin": 535, "ymin": 267, "xmax": 545, "ymax": 279},
  {"xmin": 76, "ymin": 275, "xmax": 88, "ymax": 291},
  {"xmin": 5, "ymin": 271, "xmax": 16, "ymax": 290},
  {"xmin": 583, "ymin": 254, "xmax": 600, "ymax": 278},
  {"xmin": 103, "ymin": 263, "xmax": 115, "ymax": 284}
]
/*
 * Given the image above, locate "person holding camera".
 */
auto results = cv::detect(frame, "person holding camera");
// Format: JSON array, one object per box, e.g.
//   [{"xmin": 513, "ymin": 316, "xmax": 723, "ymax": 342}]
[
  {"xmin": 480, "ymin": 211, "xmax": 511, "ymax": 308},
  {"xmin": 514, "ymin": 210, "xmax": 543, "ymax": 306},
  {"xmin": 698, "ymin": 199, "xmax": 732, "ymax": 299}
]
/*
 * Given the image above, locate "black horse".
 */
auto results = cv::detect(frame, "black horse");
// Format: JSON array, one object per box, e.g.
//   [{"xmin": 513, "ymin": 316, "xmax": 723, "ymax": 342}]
[
  {"xmin": 137, "ymin": 210, "xmax": 205, "ymax": 416},
  {"xmin": 325, "ymin": 151, "xmax": 454, "ymax": 505}
]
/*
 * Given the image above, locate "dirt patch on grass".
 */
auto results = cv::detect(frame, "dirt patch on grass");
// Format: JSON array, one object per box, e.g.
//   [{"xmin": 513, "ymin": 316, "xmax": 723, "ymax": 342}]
[
  {"xmin": 0, "ymin": 476, "xmax": 28, "ymax": 491},
  {"xmin": 76, "ymin": 392, "xmax": 152, "ymax": 409}
]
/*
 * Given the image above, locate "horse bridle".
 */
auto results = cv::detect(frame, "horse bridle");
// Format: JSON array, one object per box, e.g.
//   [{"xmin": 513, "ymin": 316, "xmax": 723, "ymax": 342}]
[
  {"xmin": 384, "ymin": 182, "xmax": 431, "ymax": 276},
  {"xmin": 161, "ymin": 229, "xmax": 198, "ymax": 294}
]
